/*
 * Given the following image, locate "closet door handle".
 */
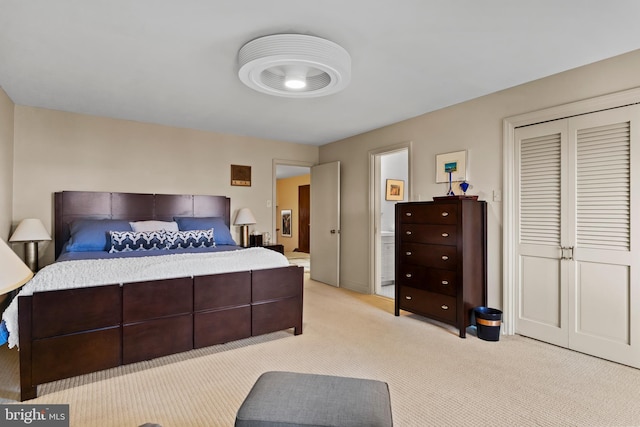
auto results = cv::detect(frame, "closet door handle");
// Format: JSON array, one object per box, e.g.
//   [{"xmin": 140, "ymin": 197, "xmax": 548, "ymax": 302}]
[{"xmin": 560, "ymin": 246, "xmax": 574, "ymax": 260}]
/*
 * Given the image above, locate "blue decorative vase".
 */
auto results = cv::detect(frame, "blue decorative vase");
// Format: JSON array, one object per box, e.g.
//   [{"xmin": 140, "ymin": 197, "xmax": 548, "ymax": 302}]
[{"xmin": 460, "ymin": 181, "xmax": 469, "ymax": 195}]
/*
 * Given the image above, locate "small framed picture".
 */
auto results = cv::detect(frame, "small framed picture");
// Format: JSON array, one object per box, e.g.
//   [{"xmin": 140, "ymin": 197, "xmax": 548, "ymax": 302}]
[
  {"xmin": 385, "ymin": 179, "xmax": 404, "ymax": 201},
  {"xmin": 436, "ymin": 150, "xmax": 467, "ymax": 183},
  {"xmin": 231, "ymin": 164, "xmax": 252, "ymax": 186},
  {"xmin": 281, "ymin": 209, "xmax": 292, "ymax": 237}
]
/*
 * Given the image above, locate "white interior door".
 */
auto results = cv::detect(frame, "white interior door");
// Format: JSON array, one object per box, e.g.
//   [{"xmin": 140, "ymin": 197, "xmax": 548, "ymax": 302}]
[
  {"xmin": 515, "ymin": 121, "xmax": 569, "ymax": 347},
  {"xmin": 567, "ymin": 107, "xmax": 639, "ymax": 366},
  {"xmin": 515, "ymin": 105, "xmax": 640, "ymax": 367},
  {"xmin": 310, "ymin": 161, "xmax": 340, "ymax": 286}
]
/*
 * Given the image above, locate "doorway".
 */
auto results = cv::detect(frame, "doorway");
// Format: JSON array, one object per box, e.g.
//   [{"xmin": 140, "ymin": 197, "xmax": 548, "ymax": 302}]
[
  {"xmin": 274, "ymin": 161, "xmax": 312, "ymax": 272},
  {"xmin": 369, "ymin": 144, "xmax": 410, "ymax": 297},
  {"xmin": 503, "ymin": 88, "xmax": 640, "ymax": 368}
]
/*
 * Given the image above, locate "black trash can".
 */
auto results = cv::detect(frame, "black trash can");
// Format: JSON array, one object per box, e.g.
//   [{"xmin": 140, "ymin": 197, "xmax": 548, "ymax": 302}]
[{"xmin": 474, "ymin": 307, "xmax": 502, "ymax": 341}]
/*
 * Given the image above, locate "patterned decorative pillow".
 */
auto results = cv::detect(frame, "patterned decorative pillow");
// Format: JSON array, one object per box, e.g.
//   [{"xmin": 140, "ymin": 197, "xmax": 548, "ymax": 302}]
[
  {"xmin": 109, "ymin": 230, "xmax": 165, "ymax": 253},
  {"xmin": 164, "ymin": 229, "xmax": 215, "ymax": 250}
]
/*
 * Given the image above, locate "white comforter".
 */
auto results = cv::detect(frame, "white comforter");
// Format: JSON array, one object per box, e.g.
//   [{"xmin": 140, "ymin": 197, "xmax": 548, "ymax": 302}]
[{"xmin": 2, "ymin": 247, "xmax": 289, "ymax": 349}]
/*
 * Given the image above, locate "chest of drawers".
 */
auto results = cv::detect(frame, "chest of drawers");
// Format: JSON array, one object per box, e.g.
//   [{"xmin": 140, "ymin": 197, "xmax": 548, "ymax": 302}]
[{"xmin": 394, "ymin": 197, "xmax": 487, "ymax": 338}]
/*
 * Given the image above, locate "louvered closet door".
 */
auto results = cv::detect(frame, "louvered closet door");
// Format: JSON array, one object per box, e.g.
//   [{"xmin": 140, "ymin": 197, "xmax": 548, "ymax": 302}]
[
  {"xmin": 515, "ymin": 120, "xmax": 569, "ymax": 347},
  {"xmin": 515, "ymin": 105, "xmax": 640, "ymax": 368},
  {"xmin": 568, "ymin": 106, "xmax": 639, "ymax": 367}
]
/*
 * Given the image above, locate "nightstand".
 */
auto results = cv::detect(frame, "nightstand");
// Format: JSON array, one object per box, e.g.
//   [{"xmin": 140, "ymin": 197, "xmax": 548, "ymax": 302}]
[{"xmin": 262, "ymin": 244, "xmax": 284, "ymax": 254}]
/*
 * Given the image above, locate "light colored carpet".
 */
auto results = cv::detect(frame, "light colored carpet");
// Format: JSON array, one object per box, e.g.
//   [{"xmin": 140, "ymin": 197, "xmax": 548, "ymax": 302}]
[
  {"xmin": 285, "ymin": 251, "xmax": 310, "ymax": 272},
  {"xmin": 1, "ymin": 276, "xmax": 640, "ymax": 426}
]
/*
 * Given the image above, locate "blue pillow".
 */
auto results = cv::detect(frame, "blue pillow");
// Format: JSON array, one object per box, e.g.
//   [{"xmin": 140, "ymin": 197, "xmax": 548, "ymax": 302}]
[
  {"xmin": 174, "ymin": 217, "xmax": 236, "ymax": 245},
  {"xmin": 66, "ymin": 219, "xmax": 133, "ymax": 252},
  {"xmin": 164, "ymin": 229, "xmax": 215, "ymax": 250},
  {"xmin": 0, "ymin": 321, "xmax": 8, "ymax": 346},
  {"xmin": 108, "ymin": 230, "xmax": 165, "ymax": 252}
]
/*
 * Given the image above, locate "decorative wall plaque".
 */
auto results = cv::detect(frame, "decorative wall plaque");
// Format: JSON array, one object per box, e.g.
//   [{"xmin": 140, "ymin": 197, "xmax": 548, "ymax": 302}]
[{"xmin": 231, "ymin": 165, "xmax": 251, "ymax": 186}]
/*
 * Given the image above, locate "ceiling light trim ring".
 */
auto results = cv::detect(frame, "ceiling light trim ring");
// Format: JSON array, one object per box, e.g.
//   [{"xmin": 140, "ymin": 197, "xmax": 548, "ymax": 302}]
[{"xmin": 238, "ymin": 34, "xmax": 351, "ymax": 98}]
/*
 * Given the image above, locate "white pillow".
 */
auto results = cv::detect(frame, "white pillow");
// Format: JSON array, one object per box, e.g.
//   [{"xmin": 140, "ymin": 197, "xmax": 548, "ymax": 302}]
[{"xmin": 129, "ymin": 220, "xmax": 179, "ymax": 232}]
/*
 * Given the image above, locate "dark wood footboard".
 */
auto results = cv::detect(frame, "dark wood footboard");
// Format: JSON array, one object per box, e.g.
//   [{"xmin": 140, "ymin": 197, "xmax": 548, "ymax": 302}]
[
  {"xmin": 252, "ymin": 267, "xmax": 304, "ymax": 336},
  {"xmin": 18, "ymin": 266, "xmax": 303, "ymax": 401}
]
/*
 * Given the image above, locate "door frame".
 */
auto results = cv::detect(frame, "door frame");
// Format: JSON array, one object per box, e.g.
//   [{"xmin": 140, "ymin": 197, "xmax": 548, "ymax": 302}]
[
  {"xmin": 273, "ymin": 159, "xmax": 313, "ymax": 246},
  {"xmin": 502, "ymin": 87, "xmax": 640, "ymax": 335},
  {"xmin": 368, "ymin": 141, "xmax": 413, "ymax": 295}
]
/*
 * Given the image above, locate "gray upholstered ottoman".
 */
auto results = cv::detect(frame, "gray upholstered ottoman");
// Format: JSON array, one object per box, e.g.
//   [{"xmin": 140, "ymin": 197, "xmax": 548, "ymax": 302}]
[{"xmin": 235, "ymin": 371, "xmax": 393, "ymax": 427}]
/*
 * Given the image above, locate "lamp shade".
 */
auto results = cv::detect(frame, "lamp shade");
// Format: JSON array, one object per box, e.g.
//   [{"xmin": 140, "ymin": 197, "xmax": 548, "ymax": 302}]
[
  {"xmin": 9, "ymin": 218, "xmax": 51, "ymax": 242},
  {"xmin": 0, "ymin": 237, "xmax": 33, "ymax": 295},
  {"xmin": 234, "ymin": 208, "xmax": 256, "ymax": 226}
]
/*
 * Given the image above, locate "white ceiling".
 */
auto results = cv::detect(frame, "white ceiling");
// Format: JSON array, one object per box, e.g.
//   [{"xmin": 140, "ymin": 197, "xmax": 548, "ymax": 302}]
[{"xmin": 2, "ymin": 1, "xmax": 640, "ymax": 146}]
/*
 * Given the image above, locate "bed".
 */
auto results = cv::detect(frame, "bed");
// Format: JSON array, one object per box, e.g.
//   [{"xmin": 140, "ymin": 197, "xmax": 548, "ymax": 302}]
[{"xmin": 7, "ymin": 191, "xmax": 303, "ymax": 401}]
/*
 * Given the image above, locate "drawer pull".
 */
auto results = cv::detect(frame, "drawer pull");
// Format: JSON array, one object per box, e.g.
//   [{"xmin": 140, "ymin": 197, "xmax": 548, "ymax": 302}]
[
  {"xmin": 441, "ymin": 232, "xmax": 449, "ymax": 237},
  {"xmin": 405, "ymin": 273, "xmax": 412, "ymax": 278},
  {"xmin": 405, "ymin": 212, "xmax": 412, "ymax": 217},
  {"xmin": 441, "ymin": 211, "xmax": 449, "ymax": 217},
  {"xmin": 406, "ymin": 230, "xmax": 412, "ymax": 235},
  {"xmin": 441, "ymin": 280, "xmax": 449, "ymax": 285},
  {"xmin": 405, "ymin": 295, "xmax": 412, "ymax": 300},
  {"xmin": 441, "ymin": 255, "xmax": 449, "ymax": 260},
  {"xmin": 441, "ymin": 305, "xmax": 449, "ymax": 310},
  {"xmin": 406, "ymin": 251, "xmax": 412, "ymax": 256}
]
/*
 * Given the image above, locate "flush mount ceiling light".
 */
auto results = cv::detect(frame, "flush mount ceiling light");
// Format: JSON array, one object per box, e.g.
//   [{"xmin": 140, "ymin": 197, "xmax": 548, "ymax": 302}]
[{"xmin": 238, "ymin": 34, "xmax": 351, "ymax": 98}]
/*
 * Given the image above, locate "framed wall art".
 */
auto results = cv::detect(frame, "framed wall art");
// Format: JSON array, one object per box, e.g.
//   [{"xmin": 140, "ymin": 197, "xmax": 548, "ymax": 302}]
[
  {"xmin": 231, "ymin": 164, "xmax": 252, "ymax": 186},
  {"xmin": 281, "ymin": 209, "xmax": 292, "ymax": 237},
  {"xmin": 436, "ymin": 150, "xmax": 467, "ymax": 183},
  {"xmin": 385, "ymin": 179, "xmax": 405, "ymax": 201}
]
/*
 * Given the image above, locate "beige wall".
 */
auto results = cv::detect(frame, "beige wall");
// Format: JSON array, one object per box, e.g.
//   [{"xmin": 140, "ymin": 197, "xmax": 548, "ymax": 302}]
[
  {"xmin": 8, "ymin": 48, "xmax": 640, "ymax": 300},
  {"xmin": 276, "ymin": 174, "xmax": 310, "ymax": 252},
  {"xmin": 12, "ymin": 107, "xmax": 319, "ymax": 265},
  {"xmin": 0, "ymin": 88, "xmax": 14, "ymax": 240},
  {"xmin": 320, "ymin": 48, "xmax": 640, "ymax": 302}
]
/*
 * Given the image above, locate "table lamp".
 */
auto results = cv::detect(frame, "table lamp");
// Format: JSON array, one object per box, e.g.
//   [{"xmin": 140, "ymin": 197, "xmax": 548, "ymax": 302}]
[
  {"xmin": 9, "ymin": 218, "xmax": 51, "ymax": 271},
  {"xmin": 234, "ymin": 208, "xmax": 256, "ymax": 248},
  {"xmin": 0, "ymin": 237, "xmax": 33, "ymax": 302}
]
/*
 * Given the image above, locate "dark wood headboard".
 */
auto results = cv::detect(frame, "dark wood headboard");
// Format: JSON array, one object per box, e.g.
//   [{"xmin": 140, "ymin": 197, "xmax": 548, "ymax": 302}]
[{"xmin": 54, "ymin": 191, "xmax": 231, "ymax": 259}]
